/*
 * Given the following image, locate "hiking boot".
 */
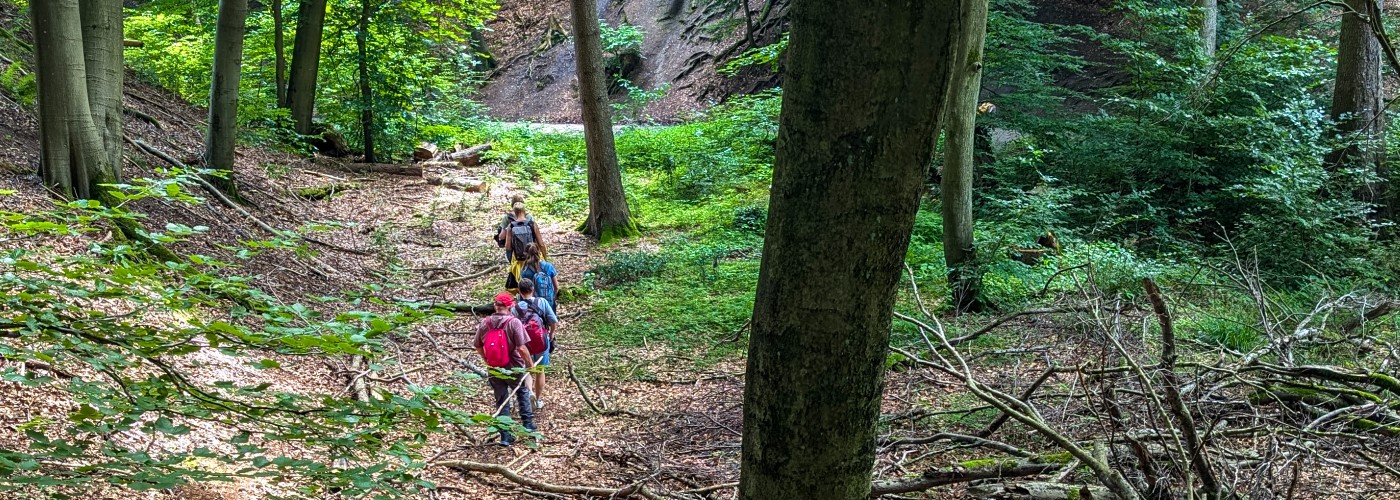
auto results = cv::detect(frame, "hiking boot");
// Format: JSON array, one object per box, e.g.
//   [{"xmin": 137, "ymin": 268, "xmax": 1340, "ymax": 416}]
[
  {"xmin": 534, "ymin": 398, "xmax": 545, "ymax": 410},
  {"xmin": 499, "ymin": 432, "xmax": 515, "ymax": 447}
]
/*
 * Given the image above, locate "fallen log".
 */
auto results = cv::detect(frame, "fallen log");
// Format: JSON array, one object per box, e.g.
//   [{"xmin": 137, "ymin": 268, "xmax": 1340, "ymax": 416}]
[
  {"xmin": 416, "ymin": 160, "xmax": 470, "ymax": 169},
  {"xmin": 123, "ymin": 39, "xmax": 144, "ymax": 48},
  {"xmin": 445, "ymin": 143, "xmax": 492, "ymax": 166},
  {"xmin": 414, "ymin": 142, "xmax": 438, "ymax": 161},
  {"xmin": 295, "ymin": 182, "xmax": 359, "ymax": 201},
  {"xmin": 425, "ymin": 172, "xmax": 487, "ymax": 192},
  {"xmin": 337, "ymin": 163, "xmax": 422, "ymax": 176},
  {"xmin": 869, "ymin": 455, "xmax": 1068, "ymax": 496},
  {"xmin": 967, "ymin": 482, "xmax": 1119, "ymax": 500}
]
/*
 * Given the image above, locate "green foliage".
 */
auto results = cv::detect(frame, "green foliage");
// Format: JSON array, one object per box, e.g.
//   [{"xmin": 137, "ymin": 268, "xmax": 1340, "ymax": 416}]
[
  {"xmin": 124, "ymin": 0, "xmax": 498, "ymax": 159},
  {"xmin": 588, "ymin": 249, "xmax": 667, "ymax": 288},
  {"xmin": 0, "ymin": 175, "xmax": 502, "ymax": 496},
  {"xmin": 599, "ymin": 21, "xmax": 644, "ymax": 65},
  {"xmin": 611, "ymin": 80, "xmax": 670, "ymax": 124},
  {"xmin": 719, "ymin": 33, "xmax": 787, "ymax": 76},
  {"xmin": 0, "ymin": 61, "xmax": 34, "ymax": 108}
]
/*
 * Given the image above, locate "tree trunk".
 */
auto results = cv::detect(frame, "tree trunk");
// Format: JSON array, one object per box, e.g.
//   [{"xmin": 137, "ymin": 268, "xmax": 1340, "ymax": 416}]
[
  {"xmin": 571, "ymin": 0, "xmax": 638, "ymax": 243},
  {"xmin": 273, "ymin": 0, "xmax": 287, "ymax": 107},
  {"xmin": 943, "ymin": 0, "xmax": 989, "ymax": 315},
  {"xmin": 31, "ymin": 0, "xmax": 113, "ymax": 200},
  {"xmin": 1198, "ymin": 0, "xmax": 1217, "ymax": 58},
  {"xmin": 1327, "ymin": 0, "xmax": 1389, "ymax": 220},
  {"xmin": 205, "ymin": 0, "xmax": 249, "ymax": 198},
  {"xmin": 357, "ymin": 0, "xmax": 376, "ymax": 163},
  {"xmin": 286, "ymin": 0, "xmax": 328, "ymax": 135},
  {"xmin": 78, "ymin": 0, "xmax": 123, "ymax": 178},
  {"xmin": 738, "ymin": 1, "xmax": 958, "ymax": 499}
]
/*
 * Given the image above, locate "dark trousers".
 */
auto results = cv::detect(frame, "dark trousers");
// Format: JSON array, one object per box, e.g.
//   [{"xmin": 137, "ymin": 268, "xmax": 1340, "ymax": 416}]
[{"xmin": 488, "ymin": 372, "xmax": 534, "ymax": 439}]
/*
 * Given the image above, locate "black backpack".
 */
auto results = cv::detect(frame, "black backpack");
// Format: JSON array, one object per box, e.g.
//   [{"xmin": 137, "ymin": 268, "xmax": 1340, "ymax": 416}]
[{"xmin": 508, "ymin": 218, "xmax": 536, "ymax": 259}]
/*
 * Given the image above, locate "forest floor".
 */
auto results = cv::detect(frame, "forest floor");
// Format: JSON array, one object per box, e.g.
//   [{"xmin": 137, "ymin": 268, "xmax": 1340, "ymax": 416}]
[{"xmin": 1, "ymin": 53, "xmax": 1399, "ymax": 500}]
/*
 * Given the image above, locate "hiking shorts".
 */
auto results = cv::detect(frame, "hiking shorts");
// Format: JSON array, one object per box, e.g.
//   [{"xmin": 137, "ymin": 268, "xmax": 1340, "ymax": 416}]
[{"xmin": 532, "ymin": 337, "xmax": 551, "ymax": 366}]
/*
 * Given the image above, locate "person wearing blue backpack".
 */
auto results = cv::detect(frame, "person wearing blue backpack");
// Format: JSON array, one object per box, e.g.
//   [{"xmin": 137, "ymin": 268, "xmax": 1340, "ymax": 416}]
[
  {"xmin": 514, "ymin": 278, "xmax": 559, "ymax": 410},
  {"xmin": 519, "ymin": 243, "xmax": 559, "ymax": 312}
]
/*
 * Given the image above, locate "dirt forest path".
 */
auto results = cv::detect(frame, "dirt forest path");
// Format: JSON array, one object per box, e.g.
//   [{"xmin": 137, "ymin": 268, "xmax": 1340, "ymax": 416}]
[{"xmin": 266, "ymin": 167, "xmax": 747, "ymax": 498}]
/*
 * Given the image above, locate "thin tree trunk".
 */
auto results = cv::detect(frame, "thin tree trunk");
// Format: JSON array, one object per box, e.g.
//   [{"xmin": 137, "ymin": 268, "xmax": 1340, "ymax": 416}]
[
  {"xmin": 32, "ymin": 0, "xmax": 111, "ymax": 201},
  {"xmin": 357, "ymin": 0, "xmax": 375, "ymax": 163},
  {"xmin": 738, "ymin": 1, "xmax": 958, "ymax": 498},
  {"xmin": 286, "ymin": 0, "xmax": 328, "ymax": 135},
  {"xmin": 1327, "ymin": 0, "xmax": 1388, "ymax": 220},
  {"xmin": 205, "ymin": 0, "xmax": 249, "ymax": 197},
  {"xmin": 273, "ymin": 0, "xmax": 287, "ymax": 107},
  {"xmin": 1198, "ymin": 0, "xmax": 1217, "ymax": 58},
  {"xmin": 943, "ymin": 0, "xmax": 989, "ymax": 314},
  {"xmin": 571, "ymin": 0, "xmax": 637, "ymax": 243},
  {"xmin": 78, "ymin": 0, "xmax": 123, "ymax": 179}
]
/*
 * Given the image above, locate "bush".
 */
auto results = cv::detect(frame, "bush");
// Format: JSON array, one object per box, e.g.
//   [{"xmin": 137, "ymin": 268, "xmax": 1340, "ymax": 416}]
[{"xmin": 588, "ymin": 250, "xmax": 668, "ymax": 288}]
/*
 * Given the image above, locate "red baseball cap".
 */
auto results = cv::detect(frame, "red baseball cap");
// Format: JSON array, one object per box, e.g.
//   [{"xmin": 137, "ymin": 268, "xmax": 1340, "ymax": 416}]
[{"xmin": 494, "ymin": 292, "xmax": 515, "ymax": 307}]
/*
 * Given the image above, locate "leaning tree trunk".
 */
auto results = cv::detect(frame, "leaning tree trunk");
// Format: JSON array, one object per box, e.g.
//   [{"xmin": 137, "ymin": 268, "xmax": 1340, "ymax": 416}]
[
  {"xmin": 272, "ymin": 0, "xmax": 287, "ymax": 107},
  {"xmin": 1327, "ymin": 0, "xmax": 1388, "ymax": 220},
  {"xmin": 32, "ymin": 0, "xmax": 115, "ymax": 201},
  {"xmin": 738, "ymin": 1, "xmax": 958, "ymax": 498},
  {"xmin": 943, "ymin": 0, "xmax": 990, "ymax": 315},
  {"xmin": 286, "ymin": 0, "xmax": 328, "ymax": 135},
  {"xmin": 1198, "ymin": 0, "xmax": 1217, "ymax": 58},
  {"xmin": 204, "ymin": 0, "xmax": 249, "ymax": 197},
  {"xmin": 571, "ymin": 0, "xmax": 637, "ymax": 243},
  {"xmin": 78, "ymin": 0, "xmax": 123, "ymax": 178},
  {"xmin": 357, "ymin": 0, "xmax": 376, "ymax": 163}
]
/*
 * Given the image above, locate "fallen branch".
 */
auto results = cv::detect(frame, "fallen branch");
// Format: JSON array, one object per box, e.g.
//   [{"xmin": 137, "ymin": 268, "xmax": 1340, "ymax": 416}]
[
  {"xmin": 869, "ymin": 456, "xmax": 1068, "ymax": 496},
  {"xmin": 1144, "ymin": 278, "xmax": 1220, "ymax": 496},
  {"xmin": 338, "ymin": 163, "xmax": 422, "ymax": 176},
  {"xmin": 566, "ymin": 362, "xmax": 642, "ymax": 418},
  {"xmin": 302, "ymin": 235, "xmax": 374, "ymax": 256},
  {"xmin": 424, "ymin": 173, "xmax": 487, "ymax": 192},
  {"xmin": 422, "ymin": 328, "xmax": 487, "ymax": 378},
  {"xmin": 1342, "ymin": 300, "xmax": 1397, "ymax": 333},
  {"xmin": 966, "ymin": 481, "xmax": 1120, "ymax": 500},
  {"xmin": 423, "ymin": 264, "xmax": 504, "ymax": 288},
  {"xmin": 436, "ymin": 460, "xmax": 665, "ymax": 500},
  {"xmin": 881, "ymin": 432, "xmax": 1032, "ymax": 457}
]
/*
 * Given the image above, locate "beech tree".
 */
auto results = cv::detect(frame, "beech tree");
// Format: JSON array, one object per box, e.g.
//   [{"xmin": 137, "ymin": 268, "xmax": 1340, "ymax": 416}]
[
  {"xmin": 205, "ymin": 0, "xmax": 249, "ymax": 197},
  {"xmin": 570, "ymin": 0, "xmax": 638, "ymax": 242},
  {"xmin": 1199, "ymin": 0, "xmax": 1217, "ymax": 57},
  {"xmin": 738, "ymin": 1, "xmax": 958, "ymax": 498},
  {"xmin": 943, "ymin": 0, "xmax": 990, "ymax": 314},
  {"xmin": 32, "ymin": 0, "xmax": 123, "ymax": 201},
  {"xmin": 357, "ymin": 0, "xmax": 377, "ymax": 163},
  {"xmin": 285, "ymin": 0, "xmax": 329, "ymax": 135},
  {"xmin": 272, "ymin": 0, "xmax": 288, "ymax": 107},
  {"xmin": 1328, "ymin": 0, "xmax": 1388, "ymax": 218}
]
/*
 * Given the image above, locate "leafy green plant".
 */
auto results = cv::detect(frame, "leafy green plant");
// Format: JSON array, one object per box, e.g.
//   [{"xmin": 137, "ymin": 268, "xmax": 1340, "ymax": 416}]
[{"xmin": 588, "ymin": 250, "xmax": 668, "ymax": 288}]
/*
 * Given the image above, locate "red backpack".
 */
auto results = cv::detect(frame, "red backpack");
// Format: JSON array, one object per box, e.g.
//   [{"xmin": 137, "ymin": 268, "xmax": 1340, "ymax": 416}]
[
  {"xmin": 481, "ymin": 316, "xmax": 514, "ymax": 368},
  {"xmin": 514, "ymin": 298, "xmax": 549, "ymax": 356}
]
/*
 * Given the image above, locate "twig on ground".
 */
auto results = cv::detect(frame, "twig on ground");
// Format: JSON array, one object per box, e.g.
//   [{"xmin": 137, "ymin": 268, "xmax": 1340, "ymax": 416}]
[
  {"xmin": 566, "ymin": 362, "xmax": 642, "ymax": 418},
  {"xmin": 424, "ymin": 264, "xmax": 504, "ymax": 288}
]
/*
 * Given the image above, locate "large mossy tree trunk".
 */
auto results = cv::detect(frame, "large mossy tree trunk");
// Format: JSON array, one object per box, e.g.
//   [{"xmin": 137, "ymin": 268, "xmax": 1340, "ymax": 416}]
[
  {"xmin": 571, "ymin": 0, "xmax": 637, "ymax": 243},
  {"xmin": 204, "ymin": 0, "xmax": 249, "ymax": 198},
  {"xmin": 32, "ymin": 0, "xmax": 118, "ymax": 201},
  {"xmin": 1328, "ymin": 0, "xmax": 1390, "ymax": 221},
  {"xmin": 357, "ymin": 0, "xmax": 376, "ymax": 163},
  {"xmin": 286, "ymin": 0, "xmax": 328, "ymax": 135},
  {"xmin": 78, "ymin": 0, "xmax": 123, "ymax": 178},
  {"xmin": 737, "ymin": 0, "xmax": 959, "ymax": 498},
  {"xmin": 272, "ymin": 0, "xmax": 288, "ymax": 107},
  {"xmin": 943, "ymin": 0, "xmax": 990, "ymax": 315}
]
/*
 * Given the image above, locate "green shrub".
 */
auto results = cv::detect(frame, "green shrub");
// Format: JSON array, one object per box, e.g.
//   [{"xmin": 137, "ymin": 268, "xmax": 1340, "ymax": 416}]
[{"xmin": 588, "ymin": 250, "xmax": 668, "ymax": 288}]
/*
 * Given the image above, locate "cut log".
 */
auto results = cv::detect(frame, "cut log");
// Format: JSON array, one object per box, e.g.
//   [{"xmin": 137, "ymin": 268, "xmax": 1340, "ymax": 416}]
[
  {"xmin": 417, "ymin": 160, "xmax": 470, "ymax": 169},
  {"xmin": 338, "ymin": 163, "xmax": 422, "ymax": 176},
  {"xmin": 414, "ymin": 142, "xmax": 438, "ymax": 161},
  {"xmin": 446, "ymin": 143, "xmax": 492, "ymax": 166},
  {"xmin": 123, "ymin": 39, "xmax": 144, "ymax": 48},
  {"xmin": 425, "ymin": 172, "xmax": 487, "ymax": 192}
]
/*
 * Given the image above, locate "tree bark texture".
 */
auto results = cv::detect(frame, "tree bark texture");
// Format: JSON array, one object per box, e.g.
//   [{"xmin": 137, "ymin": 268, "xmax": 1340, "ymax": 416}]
[
  {"xmin": 273, "ymin": 0, "xmax": 287, "ymax": 107},
  {"xmin": 738, "ymin": 1, "xmax": 959, "ymax": 499},
  {"xmin": 78, "ymin": 0, "xmax": 123, "ymax": 177},
  {"xmin": 943, "ymin": 0, "xmax": 989, "ymax": 314},
  {"xmin": 31, "ymin": 0, "xmax": 115, "ymax": 200},
  {"xmin": 286, "ymin": 0, "xmax": 328, "ymax": 135},
  {"xmin": 1198, "ymin": 0, "xmax": 1217, "ymax": 58},
  {"xmin": 571, "ymin": 0, "xmax": 637, "ymax": 243},
  {"xmin": 357, "ymin": 0, "xmax": 376, "ymax": 163},
  {"xmin": 1328, "ymin": 0, "xmax": 1389, "ymax": 218},
  {"xmin": 205, "ymin": 0, "xmax": 249, "ymax": 197}
]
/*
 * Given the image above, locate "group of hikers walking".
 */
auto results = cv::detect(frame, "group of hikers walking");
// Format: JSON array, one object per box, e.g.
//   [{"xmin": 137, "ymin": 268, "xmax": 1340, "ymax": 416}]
[{"xmin": 473, "ymin": 194, "xmax": 562, "ymax": 446}]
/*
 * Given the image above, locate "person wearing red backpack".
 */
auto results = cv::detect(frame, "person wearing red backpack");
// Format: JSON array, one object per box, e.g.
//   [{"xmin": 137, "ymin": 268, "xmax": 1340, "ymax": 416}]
[
  {"xmin": 473, "ymin": 292, "xmax": 537, "ymax": 446},
  {"xmin": 513, "ymin": 278, "xmax": 559, "ymax": 410}
]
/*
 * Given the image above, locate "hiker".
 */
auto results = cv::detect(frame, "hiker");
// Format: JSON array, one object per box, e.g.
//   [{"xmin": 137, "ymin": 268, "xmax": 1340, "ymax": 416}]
[
  {"xmin": 493, "ymin": 194, "xmax": 526, "ymax": 261},
  {"xmin": 514, "ymin": 278, "xmax": 559, "ymax": 410},
  {"xmin": 497, "ymin": 201, "xmax": 546, "ymax": 293},
  {"xmin": 473, "ymin": 292, "xmax": 537, "ymax": 445},
  {"xmin": 519, "ymin": 242, "xmax": 559, "ymax": 312}
]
